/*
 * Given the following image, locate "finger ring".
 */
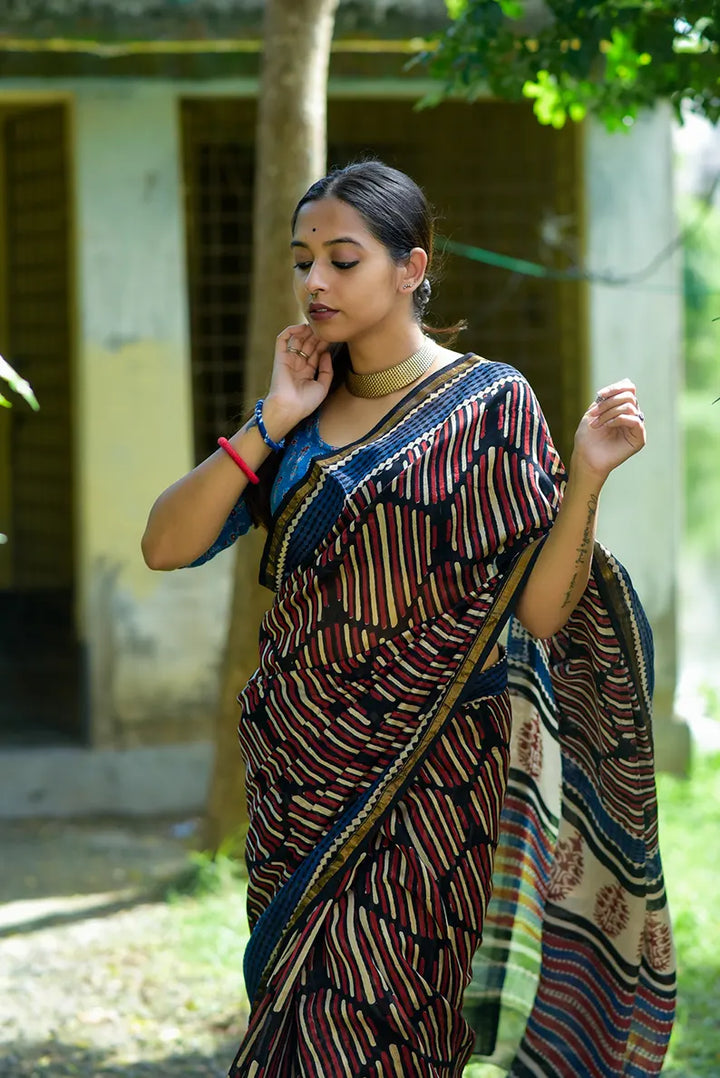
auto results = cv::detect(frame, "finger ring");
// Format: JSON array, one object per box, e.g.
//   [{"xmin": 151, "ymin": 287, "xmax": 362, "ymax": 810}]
[
  {"xmin": 595, "ymin": 392, "xmax": 605, "ymax": 404},
  {"xmin": 288, "ymin": 346, "xmax": 310, "ymax": 359},
  {"xmin": 638, "ymin": 411, "xmax": 645, "ymax": 421}
]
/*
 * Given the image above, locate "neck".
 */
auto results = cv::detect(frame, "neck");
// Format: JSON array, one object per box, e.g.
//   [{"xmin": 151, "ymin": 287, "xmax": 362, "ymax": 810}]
[{"xmin": 347, "ymin": 327, "xmax": 426, "ymax": 374}]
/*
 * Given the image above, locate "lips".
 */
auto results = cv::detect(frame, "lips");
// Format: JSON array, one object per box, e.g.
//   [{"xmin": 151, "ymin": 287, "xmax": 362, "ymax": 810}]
[{"xmin": 308, "ymin": 302, "xmax": 339, "ymax": 322}]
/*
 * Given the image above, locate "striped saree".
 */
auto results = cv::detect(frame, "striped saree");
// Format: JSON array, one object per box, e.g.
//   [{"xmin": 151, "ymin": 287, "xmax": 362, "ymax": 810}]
[{"xmin": 229, "ymin": 356, "xmax": 675, "ymax": 1077}]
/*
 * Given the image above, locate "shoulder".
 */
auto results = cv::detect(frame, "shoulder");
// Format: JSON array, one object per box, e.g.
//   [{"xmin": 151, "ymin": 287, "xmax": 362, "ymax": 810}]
[
  {"xmin": 451, "ymin": 355, "xmax": 539, "ymax": 409},
  {"xmin": 426, "ymin": 355, "xmax": 542, "ymax": 432},
  {"xmin": 448, "ymin": 356, "xmax": 554, "ymax": 455}
]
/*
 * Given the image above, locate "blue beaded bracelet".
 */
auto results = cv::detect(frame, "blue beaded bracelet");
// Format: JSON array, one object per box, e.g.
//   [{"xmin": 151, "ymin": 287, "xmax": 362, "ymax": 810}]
[{"xmin": 254, "ymin": 398, "xmax": 285, "ymax": 452}]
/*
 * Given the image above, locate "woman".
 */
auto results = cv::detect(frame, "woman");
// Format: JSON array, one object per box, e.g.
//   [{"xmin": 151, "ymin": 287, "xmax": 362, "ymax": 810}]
[{"xmin": 142, "ymin": 161, "xmax": 675, "ymax": 1077}]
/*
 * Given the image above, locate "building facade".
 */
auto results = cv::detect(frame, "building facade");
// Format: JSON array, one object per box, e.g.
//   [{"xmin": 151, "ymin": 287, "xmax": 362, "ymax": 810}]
[{"xmin": 0, "ymin": 0, "xmax": 688, "ymax": 814}]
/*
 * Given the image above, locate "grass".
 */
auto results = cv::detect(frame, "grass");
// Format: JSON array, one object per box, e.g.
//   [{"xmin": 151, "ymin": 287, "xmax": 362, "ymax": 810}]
[
  {"xmin": 657, "ymin": 750, "xmax": 720, "ymax": 1077},
  {"xmin": 161, "ymin": 851, "xmax": 251, "ymax": 1046},
  {"xmin": 164, "ymin": 851, "xmax": 250, "ymax": 980},
  {"xmin": 165, "ymin": 756, "xmax": 720, "ymax": 1076}
]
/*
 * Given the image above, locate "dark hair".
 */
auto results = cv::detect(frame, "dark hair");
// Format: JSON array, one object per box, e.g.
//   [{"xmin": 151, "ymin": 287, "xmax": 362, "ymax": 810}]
[
  {"xmin": 292, "ymin": 160, "xmax": 439, "ymax": 328},
  {"xmin": 245, "ymin": 160, "xmax": 464, "ymax": 530}
]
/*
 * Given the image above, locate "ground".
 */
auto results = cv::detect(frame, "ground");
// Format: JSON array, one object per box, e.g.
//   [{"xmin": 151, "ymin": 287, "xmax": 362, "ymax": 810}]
[
  {"xmin": 2, "ymin": 753, "xmax": 719, "ymax": 1078},
  {"xmin": 0, "ymin": 818, "xmax": 249, "ymax": 1078}
]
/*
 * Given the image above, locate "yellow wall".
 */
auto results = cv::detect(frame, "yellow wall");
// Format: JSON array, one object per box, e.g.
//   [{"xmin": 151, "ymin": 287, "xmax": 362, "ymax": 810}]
[{"xmin": 72, "ymin": 85, "xmax": 233, "ymax": 747}]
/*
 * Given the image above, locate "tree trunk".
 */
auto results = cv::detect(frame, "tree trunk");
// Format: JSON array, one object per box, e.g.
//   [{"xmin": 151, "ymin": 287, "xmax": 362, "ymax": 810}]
[{"xmin": 203, "ymin": 0, "xmax": 339, "ymax": 854}]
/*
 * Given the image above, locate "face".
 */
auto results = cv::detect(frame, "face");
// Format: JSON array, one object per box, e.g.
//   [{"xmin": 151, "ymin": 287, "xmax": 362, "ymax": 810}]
[{"xmin": 291, "ymin": 197, "xmax": 409, "ymax": 344}]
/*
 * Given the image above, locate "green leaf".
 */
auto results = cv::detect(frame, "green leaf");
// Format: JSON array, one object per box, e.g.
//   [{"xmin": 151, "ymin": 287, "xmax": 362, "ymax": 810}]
[
  {"xmin": 445, "ymin": 0, "xmax": 468, "ymax": 18},
  {"xmin": 415, "ymin": 87, "xmax": 448, "ymax": 110},
  {"xmin": 418, "ymin": 0, "xmax": 720, "ymax": 131},
  {"xmin": 498, "ymin": 0, "xmax": 525, "ymax": 18},
  {"xmin": 0, "ymin": 353, "xmax": 39, "ymax": 411}
]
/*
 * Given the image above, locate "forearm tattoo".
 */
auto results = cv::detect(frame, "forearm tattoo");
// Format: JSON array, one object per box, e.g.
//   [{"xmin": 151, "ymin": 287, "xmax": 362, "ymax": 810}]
[{"xmin": 561, "ymin": 494, "xmax": 599, "ymax": 608}]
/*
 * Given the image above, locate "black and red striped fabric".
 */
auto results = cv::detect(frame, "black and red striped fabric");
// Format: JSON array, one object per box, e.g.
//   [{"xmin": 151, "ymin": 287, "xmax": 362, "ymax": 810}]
[{"xmin": 227, "ymin": 356, "xmax": 674, "ymax": 1076}]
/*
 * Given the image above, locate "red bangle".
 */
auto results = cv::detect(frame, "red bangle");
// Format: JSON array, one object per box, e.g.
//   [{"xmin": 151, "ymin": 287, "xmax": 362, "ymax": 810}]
[{"xmin": 217, "ymin": 437, "xmax": 260, "ymax": 484}]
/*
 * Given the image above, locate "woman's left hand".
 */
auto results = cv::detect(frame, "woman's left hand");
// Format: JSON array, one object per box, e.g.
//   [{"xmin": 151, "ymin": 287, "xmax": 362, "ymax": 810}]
[{"xmin": 573, "ymin": 378, "xmax": 646, "ymax": 481}]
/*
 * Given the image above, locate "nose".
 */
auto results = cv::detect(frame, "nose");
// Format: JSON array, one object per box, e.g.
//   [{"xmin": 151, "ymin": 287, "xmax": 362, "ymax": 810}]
[{"xmin": 304, "ymin": 266, "xmax": 326, "ymax": 296}]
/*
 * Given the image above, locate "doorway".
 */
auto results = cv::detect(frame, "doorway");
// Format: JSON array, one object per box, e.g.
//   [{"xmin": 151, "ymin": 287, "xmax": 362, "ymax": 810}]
[{"xmin": 0, "ymin": 101, "xmax": 83, "ymax": 745}]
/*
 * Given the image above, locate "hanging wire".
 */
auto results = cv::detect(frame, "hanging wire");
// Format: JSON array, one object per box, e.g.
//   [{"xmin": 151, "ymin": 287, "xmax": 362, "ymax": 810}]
[{"xmin": 439, "ymin": 173, "xmax": 720, "ymax": 292}]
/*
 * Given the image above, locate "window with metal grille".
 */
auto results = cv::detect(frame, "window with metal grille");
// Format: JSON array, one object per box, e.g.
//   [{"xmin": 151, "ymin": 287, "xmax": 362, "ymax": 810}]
[{"xmin": 182, "ymin": 103, "xmax": 255, "ymax": 462}]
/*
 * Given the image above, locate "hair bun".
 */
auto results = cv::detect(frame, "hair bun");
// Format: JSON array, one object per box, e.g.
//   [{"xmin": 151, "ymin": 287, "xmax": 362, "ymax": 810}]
[{"xmin": 417, "ymin": 278, "xmax": 432, "ymax": 313}]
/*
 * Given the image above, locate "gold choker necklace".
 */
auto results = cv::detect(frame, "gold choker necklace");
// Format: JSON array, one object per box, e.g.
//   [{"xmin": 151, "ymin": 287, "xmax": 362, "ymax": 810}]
[{"xmin": 346, "ymin": 338, "xmax": 436, "ymax": 399}]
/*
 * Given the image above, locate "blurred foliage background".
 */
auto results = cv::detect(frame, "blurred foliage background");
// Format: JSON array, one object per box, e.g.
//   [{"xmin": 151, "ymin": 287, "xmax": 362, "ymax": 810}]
[{"xmin": 681, "ymin": 193, "xmax": 720, "ymax": 558}]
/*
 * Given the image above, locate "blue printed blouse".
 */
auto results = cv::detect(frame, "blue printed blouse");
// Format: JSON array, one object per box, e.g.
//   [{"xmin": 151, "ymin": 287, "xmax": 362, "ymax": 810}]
[{"xmin": 188, "ymin": 412, "xmax": 331, "ymax": 567}]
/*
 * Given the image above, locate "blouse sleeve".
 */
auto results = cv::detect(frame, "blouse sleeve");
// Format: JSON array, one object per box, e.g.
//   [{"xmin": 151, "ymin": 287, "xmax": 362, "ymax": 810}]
[
  {"xmin": 182, "ymin": 495, "xmax": 254, "ymax": 568},
  {"xmin": 470, "ymin": 365, "xmax": 566, "ymax": 576}
]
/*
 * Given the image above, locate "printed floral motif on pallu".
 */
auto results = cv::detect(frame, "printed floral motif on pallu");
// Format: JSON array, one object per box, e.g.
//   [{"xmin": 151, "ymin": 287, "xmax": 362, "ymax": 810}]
[
  {"xmin": 466, "ymin": 548, "xmax": 676, "ymax": 1076},
  {"xmin": 226, "ymin": 356, "xmax": 674, "ymax": 1077}
]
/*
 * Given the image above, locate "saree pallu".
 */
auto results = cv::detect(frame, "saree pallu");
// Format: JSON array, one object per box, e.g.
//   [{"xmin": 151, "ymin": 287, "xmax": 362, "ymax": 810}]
[{"xmin": 229, "ymin": 356, "xmax": 675, "ymax": 1077}]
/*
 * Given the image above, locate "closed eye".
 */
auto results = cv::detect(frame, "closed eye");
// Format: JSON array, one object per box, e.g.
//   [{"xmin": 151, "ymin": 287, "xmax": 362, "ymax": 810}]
[{"xmin": 293, "ymin": 260, "xmax": 359, "ymax": 271}]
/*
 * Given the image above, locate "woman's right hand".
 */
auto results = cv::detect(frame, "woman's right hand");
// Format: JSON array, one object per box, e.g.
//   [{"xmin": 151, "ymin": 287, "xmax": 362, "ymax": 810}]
[
  {"xmin": 263, "ymin": 324, "xmax": 334, "ymax": 435},
  {"xmin": 143, "ymin": 323, "xmax": 334, "ymax": 570}
]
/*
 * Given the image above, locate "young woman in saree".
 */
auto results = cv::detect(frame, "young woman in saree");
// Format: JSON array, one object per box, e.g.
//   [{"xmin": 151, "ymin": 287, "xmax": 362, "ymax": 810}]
[{"xmin": 142, "ymin": 162, "xmax": 675, "ymax": 1077}]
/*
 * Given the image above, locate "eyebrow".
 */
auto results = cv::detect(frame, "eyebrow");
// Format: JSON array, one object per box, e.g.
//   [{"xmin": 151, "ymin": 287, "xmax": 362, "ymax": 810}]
[{"xmin": 290, "ymin": 237, "xmax": 364, "ymax": 250}]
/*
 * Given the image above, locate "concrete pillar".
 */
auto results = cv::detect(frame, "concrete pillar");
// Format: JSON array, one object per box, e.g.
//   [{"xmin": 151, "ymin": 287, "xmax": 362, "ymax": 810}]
[
  {"xmin": 584, "ymin": 104, "xmax": 690, "ymax": 772},
  {"xmin": 72, "ymin": 83, "xmax": 231, "ymax": 748}
]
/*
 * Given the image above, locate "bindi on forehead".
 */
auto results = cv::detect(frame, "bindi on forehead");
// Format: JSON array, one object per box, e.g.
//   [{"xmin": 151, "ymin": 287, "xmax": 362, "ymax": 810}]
[{"xmin": 290, "ymin": 234, "xmax": 366, "ymax": 251}]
